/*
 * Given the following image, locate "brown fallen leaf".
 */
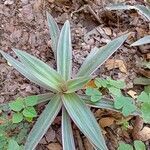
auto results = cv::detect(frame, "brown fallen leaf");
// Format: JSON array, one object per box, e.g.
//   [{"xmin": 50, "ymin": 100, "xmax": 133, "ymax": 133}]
[
  {"xmin": 99, "ymin": 117, "xmax": 115, "ymax": 128},
  {"xmin": 133, "ymin": 127, "xmax": 150, "ymax": 141},
  {"xmin": 103, "ymin": 27, "xmax": 112, "ymax": 36},
  {"xmin": 127, "ymin": 90, "xmax": 138, "ymax": 99},
  {"xmin": 139, "ymin": 68, "xmax": 150, "ymax": 78},
  {"xmin": 83, "ymin": 79, "xmax": 97, "ymax": 88},
  {"xmin": 47, "ymin": 143, "xmax": 62, "ymax": 150},
  {"xmin": 105, "ymin": 59, "xmax": 127, "ymax": 73}
]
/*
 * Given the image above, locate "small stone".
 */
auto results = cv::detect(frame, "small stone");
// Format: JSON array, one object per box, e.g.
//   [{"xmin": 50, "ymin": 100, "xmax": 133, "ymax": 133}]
[
  {"xmin": 21, "ymin": 0, "xmax": 28, "ymax": 5},
  {"xmin": 4, "ymin": 0, "xmax": 14, "ymax": 5}
]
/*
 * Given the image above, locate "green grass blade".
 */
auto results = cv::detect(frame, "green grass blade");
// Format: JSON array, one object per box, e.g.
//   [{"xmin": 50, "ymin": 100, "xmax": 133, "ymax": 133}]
[
  {"xmin": 131, "ymin": 35, "xmax": 150, "ymax": 46},
  {"xmin": 62, "ymin": 93, "xmax": 108, "ymax": 150},
  {"xmin": 13, "ymin": 49, "xmax": 65, "ymax": 91},
  {"xmin": 0, "ymin": 50, "xmax": 56, "ymax": 91},
  {"xmin": 66, "ymin": 76, "xmax": 91, "ymax": 93},
  {"xmin": 57, "ymin": 20, "xmax": 72, "ymax": 80},
  {"xmin": 62, "ymin": 107, "xmax": 75, "ymax": 150},
  {"xmin": 77, "ymin": 34, "xmax": 128, "ymax": 76},
  {"xmin": 25, "ymin": 95, "xmax": 62, "ymax": 150},
  {"xmin": 46, "ymin": 12, "xmax": 60, "ymax": 59}
]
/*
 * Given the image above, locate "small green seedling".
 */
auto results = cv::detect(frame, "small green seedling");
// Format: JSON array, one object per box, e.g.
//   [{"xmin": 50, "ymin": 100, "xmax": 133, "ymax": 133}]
[
  {"xmin": 95, "ymin": 77, "xmax": 125, "ymax": 96},
  {"xmin": 118, "ymin": 140, "xmax": 146, "ymax": 150},
  {"xmin": 9, "ymin": 96, "xmax": 38, "ymax": 123},
  {"xmin": 137, "ymin": 90, "xmax": 150, "ymax": 123},
  {"xmin": 0, "ymin": 112, "xmax": 29, "ymax": 150},
  {"xmin": 114, "ymin": 95, "xmax": 136, "ymax": 116},
  {"xmin": 85, "ymin": 87, "xmax": 102, "ymax": 102}
]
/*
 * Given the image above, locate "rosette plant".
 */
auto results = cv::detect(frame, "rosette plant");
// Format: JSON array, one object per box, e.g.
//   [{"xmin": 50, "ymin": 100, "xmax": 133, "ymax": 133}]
[{"xmin": 0, "ymin": 12, "xmax": 128, "ymax": 150}]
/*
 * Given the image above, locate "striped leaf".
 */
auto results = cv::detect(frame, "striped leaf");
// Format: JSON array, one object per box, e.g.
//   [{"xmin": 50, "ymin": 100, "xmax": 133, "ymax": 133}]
[
  {"xmin": 66, "ymin": 76, "xmax": 91, "ymax": 93},
  {"xmin": 77, "ymin": 34, "xmax": 128, "ymax": 77},
  {"xmin": 57, "ymin": 20, "xmax": 72, "ymax": 80},
  {"xmin": 131, "ymin": 35, "xmax": 150, "ymax": 46},
  {"xmin": 25, "ymin": 95, "xmax": 62, "ymax": 150},
  {"xmin": 46, "ymin": 12, "xmax": 60, "ymax": 59},
  {"xmin": 62, "ymin": 107, "xmax": 75, "ymax": 150},
  {"xmin": 0, "ymin": 50, "xmax": 57, "ymax": 91},
  {"xmin": 106, "ymin": 4, "xmax": 150, "ymax": 21},
  {"xmin": 13, "ymin": 49, "xmax": 65, "ymax": 91},
  {"xmin": 62, "ymin": 93, "xmax": 108, "ymax": 150},
  {"xmin": 134, "ymin": 5, "xmax": 150, "ymax": 21}
]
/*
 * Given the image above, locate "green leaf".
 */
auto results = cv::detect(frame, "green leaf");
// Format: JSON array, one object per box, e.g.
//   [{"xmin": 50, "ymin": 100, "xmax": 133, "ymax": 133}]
[
  {"xmin": 24, "ymin": 95, "xmax": 38, "ymax": 107},
  {"xmin": 57, "ymin": 20, "xmax": 72, "ymax": 80},
  {"xmin": 106, "ymin": 4, "xmax": 150, "ymax": 21},
  {"xmin": 107, "ymin": 78, "xmax": 126, "ymax": 89},
  {"xmin": 134, "ymin": 77, "xmax": 150, "ymax": 85},
  {"xmin": 62, "ymin": 107, "xmax": 75, "ymax": 150},
  {"xmin": 86, "ymin": 87, "xmax": 102, "ymax": 102},
  {"xmin": 9, "ymin": 99, "xmax": 24, "ymax": 112},
  {"xmin": 0, "ymin": 50, "xmax": 57, "ymax": 91},
  {"xmin": 114, "ymin": 96, "xmax": 136, "ymax": 116},
  {"xmin": 137, "ymin": 91, "xmax": 150, "ymax": 103},
  {"xmin": 135, "ymin": 5, "xmax": 150, "ymax": 21},
  {"xmin": 25, "ymin": 117, "xmax": 33, "ymax": 122},
  {"xmin": 131, "ymin": 35, "xmax": 150, "ymax": 46},
  {"xmin": 141, "ymin": 61, "xmax": 150, "ymax": 69},
  {"xmin": 108, "ymin": 87, "xmax": 121, "ymax": 96},
  {"xmin": 94, "ymin": 78, "xmax": 108, "ymax": 88},
  {"xmin": 62, "ymin": 93, "xmax": 108, "ymax": 150},
  {"xmin": 46, "ymin": 12, "xmax": 60, "ymax": 59},
  {"xmin": 8, "ymin": 139, "xmax": 20, "ymax": 150},
  {"xmin": 117, "ymin": 142, "xmax": 133, "ymax": 150},
  {"xmin": 22, "ymin": 107, "xmax": 37, "ymax": 118},
  {"xmin": 13, "ymin": 49, "xmax": 64, "ymax": 91},
  {"xmin": 144, "ymin": 85, "xmax": 150, "ymax": 94},
  {"xmin": 12, "ymin": 113, "xmax": 23, "ymax": 123},
  {"xmin": 141, "ymin": 102, "xmax": 150, "ymax": 123},
  {"xmin": 33, "ymin": 93, "xmax": 53, "ymax": 105},
  {"xmin": 25, "ymin": 95, "xmax": 62, "ymax": 150},
  {"xmin": 77, "ymin": 34, "xmax": 128, "ymax": 77},
  {"xmin": 134, "ymin": 140, "xmax": 146, "ymax": 150},
  {"xmin": 66, "ymin": 76, "xmax": 91, "ymax": 93}
]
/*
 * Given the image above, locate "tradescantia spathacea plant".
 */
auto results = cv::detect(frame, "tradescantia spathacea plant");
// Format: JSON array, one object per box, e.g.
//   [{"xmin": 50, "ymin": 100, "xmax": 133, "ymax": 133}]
[{"xmin": 0, "ymin": 12, "xmax": 129, "ymax": 150}]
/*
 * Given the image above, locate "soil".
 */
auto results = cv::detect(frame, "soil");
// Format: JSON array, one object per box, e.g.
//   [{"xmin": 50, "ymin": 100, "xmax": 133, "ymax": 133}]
[{"xmin": 0, "ymin": 0, "xmax": 150, "ymax": 150}]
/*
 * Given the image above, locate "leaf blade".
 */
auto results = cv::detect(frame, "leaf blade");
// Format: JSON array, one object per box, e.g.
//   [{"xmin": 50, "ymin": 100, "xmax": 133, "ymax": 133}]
[
  {"xmin": 57, "ymin": 20, "xmax": 72, "ymax": 80},
  {"xmin": 62, "ymin": 107, "xmax": 75, "ymax": 150},
  {"xmin": 77, "ymin": 34, "xmax": 128, "ymax": 76},
  {"xmin": 62, "ymin": 93, "xmax": 108, "ymax": 150},
  {"xmin": 131, "ymin": 35, "xmax": 150, "ymax": 46},
  {"xmin": 25, "ymin": 95, "xmax": 62, "ymax": 150},
  {"xmin": 46, "ymin": 12, "xmax": 60, "ymax": 59},
  {"xmin": 13, "ymin": 49, "xmax": 64, "ymax": 91},
  {"xmin": 66, "ymin": 76, "xmax": 91, "ymax": 93},
  {"xmin": 0, "ymin": 50, "xmax": 57, "ymax": 91}
]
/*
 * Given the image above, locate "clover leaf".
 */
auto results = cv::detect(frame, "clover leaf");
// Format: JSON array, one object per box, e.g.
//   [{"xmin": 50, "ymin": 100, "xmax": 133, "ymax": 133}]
[
  {"xmin": 86, "ymin": 87, "xmax": 102, "ymax": 102},
  {"xmin": 114, "ymin": 95, "xmax": 136, "ymax": 116},
  {"xmin": 9, "ymin": 98, "xmax": 24, "ymax": 112}
]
